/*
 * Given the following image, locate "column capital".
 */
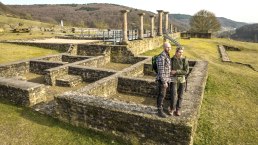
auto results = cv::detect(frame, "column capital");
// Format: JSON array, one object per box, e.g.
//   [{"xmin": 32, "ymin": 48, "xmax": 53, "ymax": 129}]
[
  {"xmin": 164, "ymin": 11, "xmax": 169, "ymax": 14},
  {"xmin": 120, "ymin": 10, "xmax": 130, "ymax": 13},
  {"xmin": 150, "ymin": 15, "xmax": 156, "ymax": 18},
  {"xmin": 138, "ymin": 13, "xmax": 145, "ymax": 16},
  {"xmin": 157, "ymin": 10, "xmax": 164, "ymax": 13}
]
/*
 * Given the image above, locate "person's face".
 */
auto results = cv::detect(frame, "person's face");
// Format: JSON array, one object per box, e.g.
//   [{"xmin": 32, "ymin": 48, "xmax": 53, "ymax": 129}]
[
  {"xmin": 164, "ymin": 45, "xmax": 171, "ymax": 53},
  {"xmin": 176, "ymin": 49, "xmax": 184, "ymax": 58}
]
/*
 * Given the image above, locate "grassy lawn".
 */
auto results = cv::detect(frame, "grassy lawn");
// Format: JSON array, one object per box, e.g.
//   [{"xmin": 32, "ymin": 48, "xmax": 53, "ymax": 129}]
[
  {"xmin": 0, "ymin": 37, "xmax": 257, "ymax": 145},
  {"xmin": 143, "ymin": 38, "xmax": 258, "ymax": 145},
  {"xmin": 0, "ymin": 32, "xmax": 59, "ymax": 41},
  {"xmin": 0, "ymin": 43, "xmax": 60, "ymax": 63},
  {"xmin": 0, "ymin": 100, "xmax": 127, "ymax": 145},
  {"xmin": 0, "ymin": 43, "xmax": 129, "ymax": 145}
]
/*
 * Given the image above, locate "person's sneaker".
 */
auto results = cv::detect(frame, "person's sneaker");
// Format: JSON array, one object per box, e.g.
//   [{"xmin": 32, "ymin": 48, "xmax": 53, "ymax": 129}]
[
  {"xmin": 158, "ymin": 109, "xmax": 167, "ymax": 118},
  {"xmin": 175, "ymin": 110, "xmax": 181, "ymax": 116},
  {"xmin": 167, "ymin": 106, "xmax": 175, "ymax": 116}
]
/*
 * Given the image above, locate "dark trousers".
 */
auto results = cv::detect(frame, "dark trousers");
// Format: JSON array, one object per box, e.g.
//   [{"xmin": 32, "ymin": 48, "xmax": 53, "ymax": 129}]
[
  {"xmin": 170, "ymin": 82, "xmax": 185, "ymax": 110},
  {"xmin": 157, "ymin": 81, "xmax": 169, "ymax": 110}
]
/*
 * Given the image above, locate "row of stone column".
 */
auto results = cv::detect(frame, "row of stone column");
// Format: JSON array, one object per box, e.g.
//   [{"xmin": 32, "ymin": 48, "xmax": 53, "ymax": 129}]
[{"xmin": 120, "ymin": 10, "xmax": 174, "ymax": 44}]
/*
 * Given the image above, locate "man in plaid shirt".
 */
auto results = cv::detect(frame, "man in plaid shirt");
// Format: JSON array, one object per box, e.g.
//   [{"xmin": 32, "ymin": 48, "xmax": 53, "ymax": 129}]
[{"xmin": 156, "ymin": 42, "xmax": 172, "ymax": 118}]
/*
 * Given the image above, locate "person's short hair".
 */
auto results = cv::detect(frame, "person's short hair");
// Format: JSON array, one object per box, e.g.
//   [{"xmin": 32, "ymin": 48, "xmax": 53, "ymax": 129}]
[{"xmin": 176, "ymin": 46, "xmax": 184, "ymax": 52}]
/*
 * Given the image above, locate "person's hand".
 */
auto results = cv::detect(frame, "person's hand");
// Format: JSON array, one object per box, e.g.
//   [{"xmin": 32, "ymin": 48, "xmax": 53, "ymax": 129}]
[
  {"xmin": 171, "ymin": 70, "xmax": 177, "ymax": 75},
  {"xmin": 163, "ymin": 82, "xmax": 168, "ymax": 88}
]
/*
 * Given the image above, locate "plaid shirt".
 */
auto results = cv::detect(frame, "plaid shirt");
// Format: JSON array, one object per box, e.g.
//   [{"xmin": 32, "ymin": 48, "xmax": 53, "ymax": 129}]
[{"xmin": 156, "ymin": 51, "xmax": 171, "ymax": 83}]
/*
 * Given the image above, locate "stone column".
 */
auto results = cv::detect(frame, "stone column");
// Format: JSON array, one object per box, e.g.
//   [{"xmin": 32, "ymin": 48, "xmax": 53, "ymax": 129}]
[
  {"xmin": 174, "ymin": 26, "xmax": 177, "ymax": 33},
  {"xmin": 150, "ymin": 15, "xmax": 155, "ymax": 37},
  {"xmin": 120, "ymin": 10, "xmax": 130, "ymax": 44},
  {"xmin": 138, "ymin": 13, "xmax": 145, "ymax": 39},
  {"xmin": 157, "ymin": 10, "xmax": 163, "ymax": 36},
  {"xmin": 169, "ymin": 24, "xmax": 173, "ymax": 33},
  {"xmin": 164, "ymin": 11, "xmax": 169, "ymax": 33}
]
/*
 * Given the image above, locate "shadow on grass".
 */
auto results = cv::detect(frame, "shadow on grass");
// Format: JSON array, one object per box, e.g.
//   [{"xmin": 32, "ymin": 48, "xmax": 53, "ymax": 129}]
[{"xmin": 0, "ymin": 99, "xmax": 131, "ymax": 145}]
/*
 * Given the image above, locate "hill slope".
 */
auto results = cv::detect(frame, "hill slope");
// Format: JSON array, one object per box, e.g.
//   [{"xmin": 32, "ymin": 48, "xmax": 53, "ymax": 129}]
[
  {"xmin": 8, "ymin": 3, "xmax": 157, "ymax": 29},
  {"xmin": 231, "ymin": 23, "xmax": 258, "ymax": 42},
  {"xmin": 169, "ymin": 14, "xmax": 247, "ymax": 30},
  {"xmin": 3, "ymin": 3, "xmax": 247, "ymax": 31}
]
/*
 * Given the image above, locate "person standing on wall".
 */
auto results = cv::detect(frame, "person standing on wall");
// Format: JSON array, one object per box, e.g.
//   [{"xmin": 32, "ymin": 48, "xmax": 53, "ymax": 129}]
[
  {"xmin": 168, "ymin": 46, "xmax": 189, "ymax": 116},
  {"xmin": 156, "ymin": 42, "xmax": 172, "ymax": 118}
]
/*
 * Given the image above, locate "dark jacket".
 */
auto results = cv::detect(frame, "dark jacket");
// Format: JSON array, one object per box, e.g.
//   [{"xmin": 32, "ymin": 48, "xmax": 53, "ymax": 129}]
[{"xmin": 171, "ymin": 55, "xmax": 189, "ymax": 83}]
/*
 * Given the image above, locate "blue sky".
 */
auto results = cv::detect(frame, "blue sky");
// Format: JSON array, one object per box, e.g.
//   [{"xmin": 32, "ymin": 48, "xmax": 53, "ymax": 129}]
[{"xmin": 1, "ymin": 0, "xmax": 257, "ymax": 23}]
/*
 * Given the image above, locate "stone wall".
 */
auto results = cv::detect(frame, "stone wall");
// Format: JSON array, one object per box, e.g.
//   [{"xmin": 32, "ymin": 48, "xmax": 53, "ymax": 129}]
[
  {"xmin": 110, "ymin": 46, "xmax": 144, "ymax": 64},
  {"xmin": 8, "ymin": 42, "xmax": 70, "ymax": 52},
  {"xmin": 55, "ymin": 94, "xmax": 191, "ymax": 145},
  {"xmin": 121, "ymin": 57, "xmax": 151, "ymax": 77},
  {"xmin": 77, "ymin": 44, "xmax": 111, "ymax": 56},
  {"xmin": 30, "ymin": 60, "xmax": 67, "ymax": 75},
  {"xmin": 76, "ymin": 56, "xmax": 110, "ymax": 67},
  {"xmin": 61, "ymin": 55, "xmax": 91, "ymax": 63},
  {"xmin": 0, "ymin": 61, "xmax": 29, "ymax": 77},
  {"xmin": 218, "ymin": 45, "xmax": 231, "ymax": 62},
  {"xmin": 143, "ymin": 63, "xmax": 156, "ymax": 76},
  {"xmin": 86, "ymin": 76, "xmax": 118, "ymax": 97},
  {"xmin": 39, "ymin": 54, "xmax": 63, "ymax": 62},
  {"xmin": 68, "ymin": 65, "xmax": 117, "ymax": 83},
  {"xmin": 55, "ymin": 60, "xmax": 208, "ymax": 145},
  {"xmin": 127, "ymin": 36, "xmax": 164, "ymax": 55},
  {"xmin": 0, "ymin": 77, "xmax": 46, "ymax": 106},
  {"xmin": 126, "ymin": 33, "xmax": 180, "ymax": 55},
  {"xmin": 117, "ymin": 76, "xmax": 156, "ymax": 97},
  {"xmin": 44, "ymin": 66, "xmax": 69, "ymax": 86}
]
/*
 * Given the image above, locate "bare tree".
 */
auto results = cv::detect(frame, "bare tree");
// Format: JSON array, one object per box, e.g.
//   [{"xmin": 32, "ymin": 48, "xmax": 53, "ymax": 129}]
[{"xmin": 190, "ymin": 10, "xmax": 221, "ymax": 33}]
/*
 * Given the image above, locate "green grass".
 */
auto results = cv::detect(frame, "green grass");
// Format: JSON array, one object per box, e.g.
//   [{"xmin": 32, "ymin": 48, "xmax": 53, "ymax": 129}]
[
  {"xmin": 0, "ymin": 100, "xmax": 128, "ymax": 145},
  {"xmin": 0, "ymin": 37, "xmax": 257, "ymax": 144},
  {"xmin": 0, "ymin": 43, "xmax": 130, "ymax": 144},
  {"xmin": 143, "ymin": 38, "xmax": 258, "ymax": 145},
  {"xmin": 0, "ymin": 32, "xmax": 60, "ymax": 41},
  {"xmin": 0, "ymin": 43, "xmax": 60, "ymax": 63}
]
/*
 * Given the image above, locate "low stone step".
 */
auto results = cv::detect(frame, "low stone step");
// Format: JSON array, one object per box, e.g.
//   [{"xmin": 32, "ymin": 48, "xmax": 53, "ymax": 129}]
[{"xmin": 56, "ymin": 75, "xmax": 82, "ymax": 87}]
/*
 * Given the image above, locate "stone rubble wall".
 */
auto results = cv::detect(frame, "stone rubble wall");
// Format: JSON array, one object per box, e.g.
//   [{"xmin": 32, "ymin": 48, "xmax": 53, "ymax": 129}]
[
  {"xmin": 127, "ymin": 36, "xmax": 164, "ymax": 55},
  {"xmin": 61, "ymin": 55, "xmax": 91, "ymax": 63},
  {"xmin": 55, "ymin": 60, "xmax": 208, "ymax": 145},
  {"xmin": 76, "ymin": 55, "xmax": 111, "ymax": 67},
  {"xmin": 0, "ymin": 77, "xmax": 46, "ymax": 106},
  {"xmin": 38, "ymin": 54, "xmax": 63, "ymax": 62},
  {"xmin": 0, "ymin": 61, "xmax": 29, "ymax": 77},
  {"xmin": 68, "ymin": 65, "xmax": 117, "ymax": 83},
  {"xmin": 29, "ymin": 60, "xmax": 68, "ymax": 75},
  {"xmin": 87, "ymin": 75, "xmax": 118, "ymax": 97},
  {"xmin": 44, "ymin": 65, "xmax": 69, "ymax": 86},
  {"xmin": 117, "ymin": 76, "xmax": 156, "ymax": 97},
  {"xmin": 77, "ymin": 44, "xmax": 111, "ymax": 56},
  {"xmin": 55, "ymin": 94, "xmax": 191, "ymax": 145},
  {"xmin": 218, "ymin": 45, "xmax": 231, "ymax": 62},
  {"xmin": 143, "ymin": 63, "xmax": 156, "ymax": 76}
]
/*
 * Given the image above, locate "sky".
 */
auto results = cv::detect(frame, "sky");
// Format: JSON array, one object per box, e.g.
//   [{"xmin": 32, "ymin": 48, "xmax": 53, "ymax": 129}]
[{"xmin": 1, "ymin": 0, "xmax": 257, "ymax": 23}]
